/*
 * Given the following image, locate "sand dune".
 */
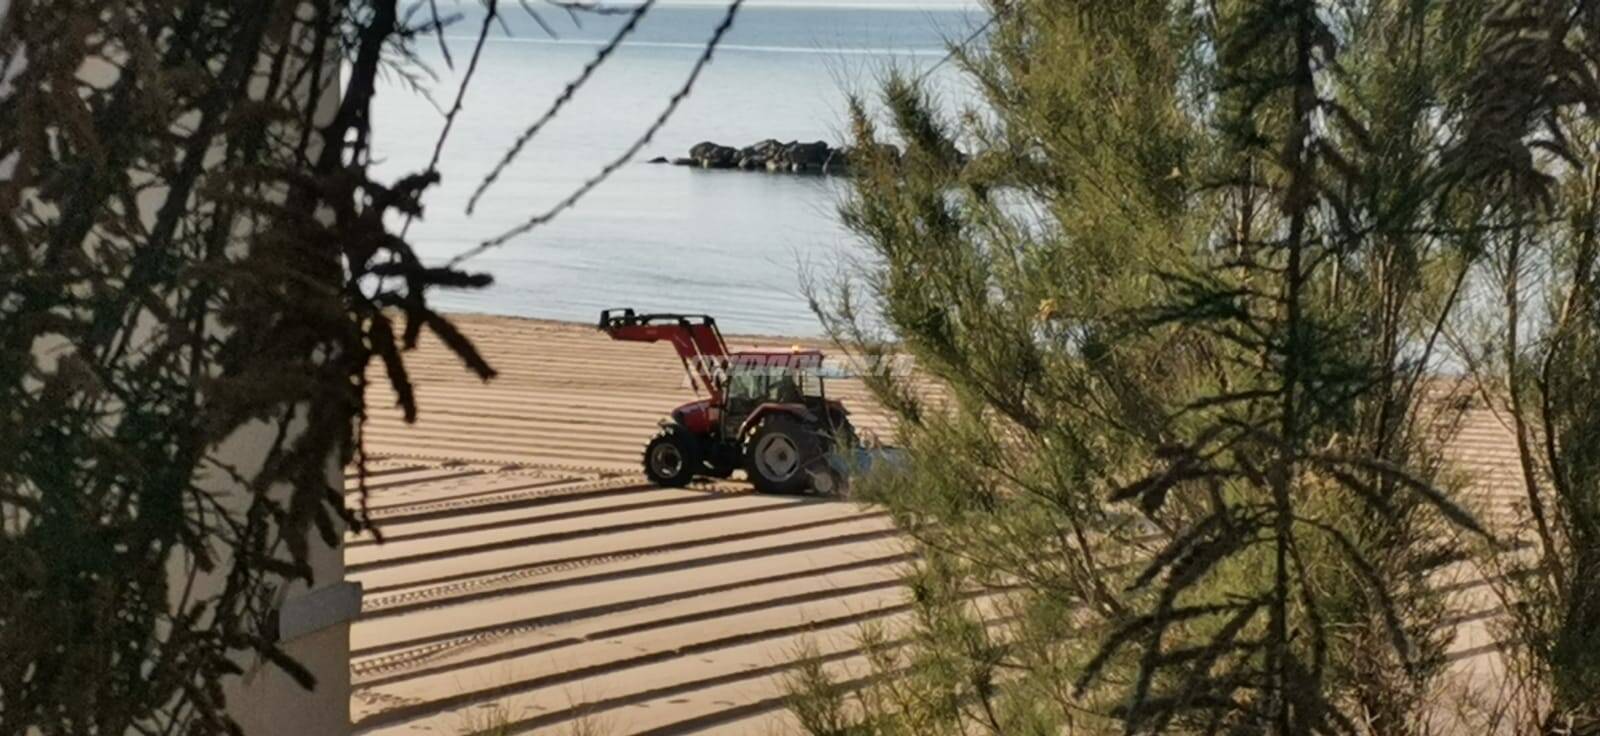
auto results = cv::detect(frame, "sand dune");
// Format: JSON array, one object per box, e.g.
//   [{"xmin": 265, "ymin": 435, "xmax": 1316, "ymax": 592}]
[{"xmin": 349, "ymin": 314, "xmax": 1524, "ymax": 734}]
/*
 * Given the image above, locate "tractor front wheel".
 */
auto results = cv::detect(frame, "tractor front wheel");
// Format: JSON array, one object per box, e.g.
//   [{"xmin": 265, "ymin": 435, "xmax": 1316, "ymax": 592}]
[
  {"xmin": 643, "ymin": 425, "xmax": 700, "ymax": 487},
  {"xmin": 743, "ymin": 415, "xmax": 822, "ymax": 494}
]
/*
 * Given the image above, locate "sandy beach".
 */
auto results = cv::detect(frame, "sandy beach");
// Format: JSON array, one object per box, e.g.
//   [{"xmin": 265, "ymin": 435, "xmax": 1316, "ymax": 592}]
[
  {"xmin": 347, "ymin": 313, "xmax": 1528, "ymax": 734},
  {"xmin": 347, "ymin": 314, "xmax": 920, "ymax": 734}
]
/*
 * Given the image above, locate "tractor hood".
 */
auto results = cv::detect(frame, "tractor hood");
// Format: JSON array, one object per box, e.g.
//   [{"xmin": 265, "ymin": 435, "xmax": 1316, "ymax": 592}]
[{"xmin": 670, "ymin": 399, "xmax": 717, "ymax": 434}]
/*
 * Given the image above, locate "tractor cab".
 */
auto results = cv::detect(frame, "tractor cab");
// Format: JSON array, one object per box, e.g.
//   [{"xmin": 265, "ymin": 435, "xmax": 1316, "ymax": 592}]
[{"xmin": 720, "ymin": 348, "xmax": 828, "ymax": 434}]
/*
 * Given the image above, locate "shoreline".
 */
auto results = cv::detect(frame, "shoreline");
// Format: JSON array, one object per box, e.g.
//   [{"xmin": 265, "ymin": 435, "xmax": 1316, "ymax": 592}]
[{"xmin": 435, "ymin": 309, "xmax": 840, "ymax": 345}]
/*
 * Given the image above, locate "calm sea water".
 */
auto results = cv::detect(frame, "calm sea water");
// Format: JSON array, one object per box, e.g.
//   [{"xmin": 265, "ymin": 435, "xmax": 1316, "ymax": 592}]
[{"xmin": 371, "ymin": 1, "xmax": 984, "ymax": 335}]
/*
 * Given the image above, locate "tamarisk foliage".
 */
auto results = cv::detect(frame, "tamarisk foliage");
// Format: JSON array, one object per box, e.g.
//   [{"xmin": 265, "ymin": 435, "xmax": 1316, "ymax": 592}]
[
  {"xmin": 1457, "ymin": 6, "xmax": 1600, "ymax": 732},
  {"xmin": 0, "ymin": 0, "xmax": 738, "ymax": 733},
  {"xmin": 796, "ymin": 0, "xmax": 1600, "ymax": 733}
]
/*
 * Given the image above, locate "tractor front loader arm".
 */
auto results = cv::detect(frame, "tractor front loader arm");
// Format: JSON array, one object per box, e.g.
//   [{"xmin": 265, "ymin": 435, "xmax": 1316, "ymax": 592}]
[{"xmin": 598, "ymin": 308, "xmax": 729, "ymax": 401}]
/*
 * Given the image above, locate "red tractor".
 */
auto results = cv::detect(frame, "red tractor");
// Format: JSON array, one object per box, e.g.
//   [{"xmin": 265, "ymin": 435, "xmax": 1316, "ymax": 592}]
[{"xmin": 599, "ymin": 309, "xmax": 857, "ymax": 494}]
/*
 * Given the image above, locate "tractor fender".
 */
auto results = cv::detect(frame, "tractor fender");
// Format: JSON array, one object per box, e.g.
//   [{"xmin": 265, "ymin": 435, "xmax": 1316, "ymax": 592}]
[
  {"xmin": 736, "ymin": 403, "xmax": 816, "ymax": 441},
  {"xmin": 669, "ymin": 399, "xmax": 718, "ymax": 435}
]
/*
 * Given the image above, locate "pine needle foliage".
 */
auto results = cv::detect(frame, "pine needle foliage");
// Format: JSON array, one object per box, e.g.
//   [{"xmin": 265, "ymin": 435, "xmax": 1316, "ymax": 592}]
[
  {"xmin": 0, "ymin": 2, "xmax": 496, "ymax": 732},
  {"xmin": 1458, "ymin": 8, "xmax": 1600, "ymax": 725},
  {"xmin": 1474, "ymin": 119, "xmax": 1600, "ymax": 736},
  {"xmin": 1, "ymin": 0, "xmax": 739, "ymax": 732},
  {"xmin": 799, "ymin": 0, "xmax": 1600, "ymax": 733}
]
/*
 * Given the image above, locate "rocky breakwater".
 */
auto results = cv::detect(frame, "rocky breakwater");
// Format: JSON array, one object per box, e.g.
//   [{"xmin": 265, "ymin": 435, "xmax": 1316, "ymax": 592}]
[{"xmin": 647, "ymin": 139, "xmax": 900, "ymax": 175}]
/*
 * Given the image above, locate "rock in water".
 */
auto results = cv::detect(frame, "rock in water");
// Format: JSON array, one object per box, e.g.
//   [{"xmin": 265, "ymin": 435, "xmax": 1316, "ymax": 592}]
[
  {"xmin": 746, "ymin": 139, "xmax": 784, "ymax": 157},
  {"xmin": 821, "ymin": 148, "xmax": 850, "ymax": 175},
  {"xmin": 736, "ymin": 138, "xmax": 783, "ymax": 170},
  {"xmin": 869, "ymin": 143, "xmax": 902, "ymax": 162},
  {"xmin": 660, "ymin": 138, "xmax": 908, "ymax": 175},
  {"xmin": 783, "ymin": 140, "xmax": 832, "ymax": 172},
  {"xmin": 689, "ymin": 141, "xmax": 739, "ymax": 169},
  {"xmin": 647, "ymin": 156, "xmax": 669, "ymax": 164},
  {"xmin": 827, "ymin": 143, "xmax": 900, "ymax": 173}
]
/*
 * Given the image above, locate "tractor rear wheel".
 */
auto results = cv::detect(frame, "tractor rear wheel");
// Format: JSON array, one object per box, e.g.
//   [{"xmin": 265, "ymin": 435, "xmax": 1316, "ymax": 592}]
[
  {"xmin": 643, "ymin": 425, "xmax": 700, "ymax": 487},
  {"xmin": 743, "ymin": 415, "xmax": 823, "ymax": 494}
]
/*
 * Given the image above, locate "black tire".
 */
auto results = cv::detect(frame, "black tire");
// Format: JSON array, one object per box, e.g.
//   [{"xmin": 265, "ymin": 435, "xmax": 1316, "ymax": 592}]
[
  {"xmin": 743, "ymin": 415, "xmax": 823, "ymax": 494},
  {"xmin": 643, "ymin": 425, "xmax": 700, "ymax": 487}
]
